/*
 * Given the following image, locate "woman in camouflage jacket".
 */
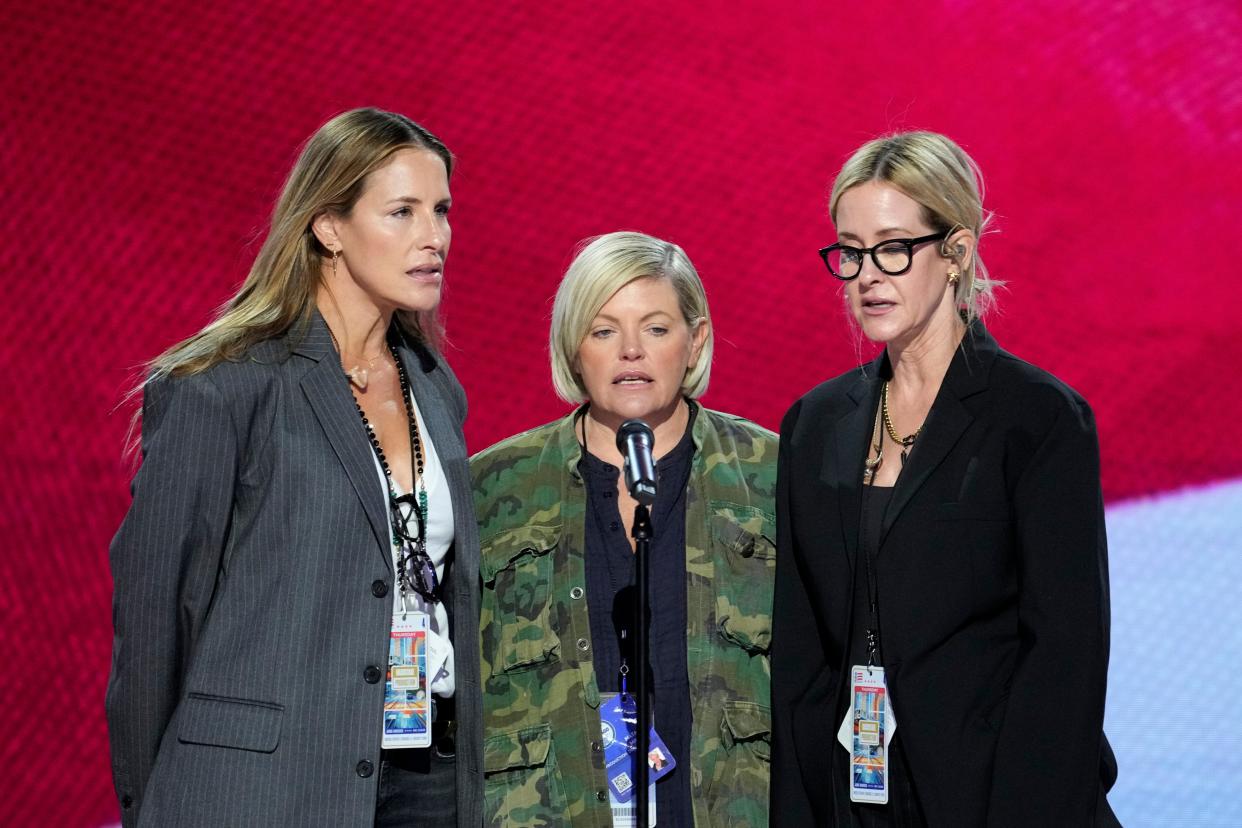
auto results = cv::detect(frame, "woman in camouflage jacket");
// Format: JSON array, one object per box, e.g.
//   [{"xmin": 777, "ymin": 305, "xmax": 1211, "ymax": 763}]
[{"xmin": 472, "ymin": 231, "xmax": 777, "ymax": 826}]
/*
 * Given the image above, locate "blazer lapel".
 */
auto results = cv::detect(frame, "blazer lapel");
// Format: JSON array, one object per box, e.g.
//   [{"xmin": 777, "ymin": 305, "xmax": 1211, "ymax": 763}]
[
  {"xmin": 396, "ymin": 340, "xmax": 467, "ymax": 509},
  {"xmin": 828, "ymin": 364, "xmax": 882, "ymax": 574},
  {"xmin": 881, "ymin": 323, "xmax": 996, "ymax": 542},
  {"xmin": 296, "ymin": 313, "xmax": 392, "ymax": 568}
]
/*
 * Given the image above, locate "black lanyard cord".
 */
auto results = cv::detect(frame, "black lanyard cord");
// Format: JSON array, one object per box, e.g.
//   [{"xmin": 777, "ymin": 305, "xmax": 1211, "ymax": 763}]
[{"xmin": 859, "ymin": 485, "xmax": 885, "ymax": 669}]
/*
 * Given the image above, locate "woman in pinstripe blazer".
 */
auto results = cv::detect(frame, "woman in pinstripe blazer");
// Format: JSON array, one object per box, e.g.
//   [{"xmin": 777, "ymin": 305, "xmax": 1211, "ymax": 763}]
[{"xmin": 106, "ymin": 108, "xmax": 482, "ymax": 827}]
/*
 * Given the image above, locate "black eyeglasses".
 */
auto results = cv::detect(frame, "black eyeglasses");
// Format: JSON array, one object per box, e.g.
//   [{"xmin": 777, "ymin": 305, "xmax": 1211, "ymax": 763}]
[
  {"xmin": 391, "ymin": 493, "xmax": 440, "ymax": 602},
  {"xmin": 818, "ymin": 232, "xmax": 948, "ymax": 281}
]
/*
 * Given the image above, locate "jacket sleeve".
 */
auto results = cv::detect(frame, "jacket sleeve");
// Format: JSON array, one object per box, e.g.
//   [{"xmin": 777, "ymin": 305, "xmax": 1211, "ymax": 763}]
[
  {"xmin": 769, "ymin": 400, "xmax": 826, "ymax": 824},
  {"xmin": 988, "ymin": 394, "xmax": 1112, "ymax": 825},
  {"xmin": 105, "ymin": 373, "xmax": 239, "ymax": 827}
]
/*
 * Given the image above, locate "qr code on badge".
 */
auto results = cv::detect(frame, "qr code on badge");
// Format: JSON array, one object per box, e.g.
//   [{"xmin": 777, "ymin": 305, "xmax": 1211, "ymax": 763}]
[{"xmin": 614, "ymin": 771, "xmax": 633, "ymax": 794}]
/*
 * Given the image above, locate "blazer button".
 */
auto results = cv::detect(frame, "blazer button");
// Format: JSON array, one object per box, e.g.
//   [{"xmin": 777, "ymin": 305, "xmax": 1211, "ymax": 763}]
[
  {"xmin": 596, "ymin": 790, "xmax": 608, "ymax": 802},
  {"xmin": 591, "ymin": 740, "xmax": 602, "ymax": 752},
  {"xmin": 371, "ymin": 580, "xmax": 389, "ymax": 598},
  {"xmin": 120, "ymin": 794, "xmax": 133, "ymax": 808},
  {"xmin": 363, "ymin": 665, "xmax": 382, "ymax": 684},
  {"xmin": 570, "ymin": 586, "xmax": 584, "ymax": 600},
  {"xmin": 356, "ymin": 759, "xmax": 374, "ymax": 778},
  {"xmin": 577, "ymin": 638, "xmax": 591, "ymax": 652}
]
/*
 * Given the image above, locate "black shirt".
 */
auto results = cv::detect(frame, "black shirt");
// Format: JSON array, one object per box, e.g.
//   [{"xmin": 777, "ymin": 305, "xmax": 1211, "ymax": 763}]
[
  {"xmin": 835, "ymin": 484, "xmax": 928, "ymax": 828},
  {"xmin": 580, "ymin": 419, "xmax": 696, "ymax": 826}
]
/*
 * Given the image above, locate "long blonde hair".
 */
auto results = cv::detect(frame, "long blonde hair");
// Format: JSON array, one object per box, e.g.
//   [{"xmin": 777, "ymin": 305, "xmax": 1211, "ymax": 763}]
[{"xmin": 147, "ymin": 107, "xmax": 453, "ymax": 381}]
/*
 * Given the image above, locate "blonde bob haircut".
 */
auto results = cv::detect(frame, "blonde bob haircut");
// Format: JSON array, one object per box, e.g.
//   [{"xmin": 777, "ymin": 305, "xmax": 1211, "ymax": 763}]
[
  {"xmin": 829, "ymin": 130, "xmax": 999, "ymax": 323},
  {"xmin": 550, "ymin": 231, "xmax": 713, "ymax": 405},
  {"xmin": 146, "ymin": 107, "xmax": 453, "ymax": 381}
]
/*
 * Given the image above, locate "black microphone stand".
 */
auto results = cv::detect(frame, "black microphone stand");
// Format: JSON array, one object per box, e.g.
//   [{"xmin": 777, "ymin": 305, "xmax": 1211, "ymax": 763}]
[{"xmin": 631, "ymin": 502, "xmax": 653, "ymax": 827}]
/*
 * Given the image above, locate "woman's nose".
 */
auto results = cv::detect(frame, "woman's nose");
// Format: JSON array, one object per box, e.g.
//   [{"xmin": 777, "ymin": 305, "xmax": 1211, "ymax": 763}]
[
  {"xmin": 420, "ymin": 214, "xmax": 448, "ymax": 252},
  {"xmin": 619, "ymin": 332, "xmax": 644, "ymax": 360},
  {"xmin": 857, "ymin": 254, "xmax": 886, "ymax": 284}
]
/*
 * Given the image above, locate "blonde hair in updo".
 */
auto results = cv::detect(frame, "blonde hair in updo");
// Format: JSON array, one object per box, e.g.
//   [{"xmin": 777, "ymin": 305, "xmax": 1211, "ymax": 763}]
[{"xmin": 830, "ymin": 131, "xmax": 1000, "ymax": 323}]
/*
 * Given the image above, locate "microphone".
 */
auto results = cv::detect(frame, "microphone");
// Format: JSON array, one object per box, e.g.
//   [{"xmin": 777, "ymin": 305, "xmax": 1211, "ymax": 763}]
[{"xmin": 616, "ymin": 419, "xmax": 657, "ymax": 506}]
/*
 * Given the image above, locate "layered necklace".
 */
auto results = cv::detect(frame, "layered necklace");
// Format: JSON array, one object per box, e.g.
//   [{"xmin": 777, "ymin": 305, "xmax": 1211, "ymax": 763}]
[
  {"xmin": 863, "ymin": 380, "xmax": 923, "ymax": 485},
  {"xmin": 331, "ymin": 327, "xmax": 438, "ymax": 603}
]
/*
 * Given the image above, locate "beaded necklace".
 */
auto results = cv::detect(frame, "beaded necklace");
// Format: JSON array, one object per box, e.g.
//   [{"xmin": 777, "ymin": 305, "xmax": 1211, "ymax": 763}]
[{"xmin": 339, "ymin": 333, "xmax": 437, "ymax": 604}]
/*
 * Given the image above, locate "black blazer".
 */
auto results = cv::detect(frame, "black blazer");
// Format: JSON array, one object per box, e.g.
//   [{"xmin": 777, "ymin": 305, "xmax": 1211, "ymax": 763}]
[
  {"xmin": 106, "ymin": 312, "xmax": 483, "ymax": 827},
  {"xmin": 771, "ymin": 324, "xmax": 1119, "ymax": 827}
]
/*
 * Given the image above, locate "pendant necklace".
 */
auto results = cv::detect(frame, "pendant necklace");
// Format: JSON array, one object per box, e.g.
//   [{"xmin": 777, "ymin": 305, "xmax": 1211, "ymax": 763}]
[{"xmin": 326, "ymin": 326, "xmax": 387, "ymax": 391}]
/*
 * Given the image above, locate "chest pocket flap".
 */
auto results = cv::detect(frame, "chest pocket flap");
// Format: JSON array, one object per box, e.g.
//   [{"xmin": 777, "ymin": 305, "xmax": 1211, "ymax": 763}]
[{"xmin": 481, "ymin": 524, "xmax": 561, "ymax": 672}]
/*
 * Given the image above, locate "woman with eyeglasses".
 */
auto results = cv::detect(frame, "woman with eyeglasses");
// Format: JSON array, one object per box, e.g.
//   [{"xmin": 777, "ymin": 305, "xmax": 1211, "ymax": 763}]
[
  {"xmin": 471, "ymin": 231, "xmax": 777, "ymax": 827},
  {"xmin": 770, "ymin": 132, "xmax": 1120, "ymax": 827},
  {"xmin": 106, "ymin": 108, "xmax": 482, "ymax": 827}
]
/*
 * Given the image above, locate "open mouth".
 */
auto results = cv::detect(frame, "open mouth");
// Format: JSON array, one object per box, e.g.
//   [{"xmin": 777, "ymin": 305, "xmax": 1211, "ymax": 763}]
[{"xmin": 614, "ymin": 373, "xmax": 653, "ymax": 385}]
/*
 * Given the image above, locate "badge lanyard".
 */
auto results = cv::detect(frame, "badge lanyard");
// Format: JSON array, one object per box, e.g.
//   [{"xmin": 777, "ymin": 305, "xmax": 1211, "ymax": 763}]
[
  {"xmin": 600, "ymin": 647, "xmax": 674, "ymax": 827},
  {"xmin": 837, "ymin": 477, "xmax": 898, "ymax": 804},
  {"xmin": 381, "ymin": 434, "xmax": 434, "ymax": 749},
  {"xmin": 382, "ymin": 484, "xmax": 432, "ymax": 749}
]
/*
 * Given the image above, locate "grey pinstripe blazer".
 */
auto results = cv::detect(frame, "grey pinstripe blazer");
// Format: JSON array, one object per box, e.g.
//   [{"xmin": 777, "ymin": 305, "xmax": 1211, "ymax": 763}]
[{"xmin": 106, "ymin": 312, "xmax": 483, "ymax": 827}]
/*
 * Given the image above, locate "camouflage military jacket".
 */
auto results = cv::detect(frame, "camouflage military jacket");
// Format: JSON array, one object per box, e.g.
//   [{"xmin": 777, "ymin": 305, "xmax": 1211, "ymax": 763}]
[{"xmin": 472, "ymin": 404, "xmax": 777, "ymax": 827}]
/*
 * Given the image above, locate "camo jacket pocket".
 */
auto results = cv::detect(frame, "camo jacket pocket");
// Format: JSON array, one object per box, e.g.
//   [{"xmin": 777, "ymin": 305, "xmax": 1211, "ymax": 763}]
[
  {"xmin": 483, "ymin": 723, "xmax": 570, "ymax": 827},
  {"xmin": 481, "ymin": 525, "xmax": 562, "ymax": 673},
  {"xmin": 705, "ymin": 700, "xmax": 772, "ymax": 826},
  {"xmin": 710, "ymin": 503, "xmax": 777, "ymax": 654}
]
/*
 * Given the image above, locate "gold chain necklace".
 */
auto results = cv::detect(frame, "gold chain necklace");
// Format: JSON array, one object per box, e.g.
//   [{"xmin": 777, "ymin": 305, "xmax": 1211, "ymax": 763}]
[{"xmin": 881, "ymin": 380, "xmax": 920, "ymax": 466}]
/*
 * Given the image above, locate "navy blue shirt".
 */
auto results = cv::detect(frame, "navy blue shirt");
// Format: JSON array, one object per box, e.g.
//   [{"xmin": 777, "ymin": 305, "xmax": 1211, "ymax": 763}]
[{"xmin": 580, "ymin": 417, "xmax": 696, "ymax": 826}]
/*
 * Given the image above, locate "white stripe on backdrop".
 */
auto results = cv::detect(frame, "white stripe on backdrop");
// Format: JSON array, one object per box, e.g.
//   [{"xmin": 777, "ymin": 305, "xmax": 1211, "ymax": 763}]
[{"xmin": 1105, "ymin": 478, "xmax": 1242, "ymax": 826}]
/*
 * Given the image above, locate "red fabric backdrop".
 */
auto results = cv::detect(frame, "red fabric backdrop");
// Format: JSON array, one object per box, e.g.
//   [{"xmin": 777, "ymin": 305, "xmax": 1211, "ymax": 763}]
[{"xmin": 1, "ymin": 1, "xmax": 1239, "ymax": 824}]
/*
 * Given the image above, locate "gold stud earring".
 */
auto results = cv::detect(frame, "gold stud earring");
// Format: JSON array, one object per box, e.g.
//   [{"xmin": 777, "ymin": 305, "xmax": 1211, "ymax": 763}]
[{"xmin": 947, "ymin": 269, "xmax": 961, "ymax": 287}]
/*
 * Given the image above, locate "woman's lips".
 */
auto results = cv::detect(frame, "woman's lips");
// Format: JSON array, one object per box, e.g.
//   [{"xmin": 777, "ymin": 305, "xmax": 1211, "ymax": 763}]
[{"xmin": 406, "ymin": 266, "xmax": 442, "ymax": 283}]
